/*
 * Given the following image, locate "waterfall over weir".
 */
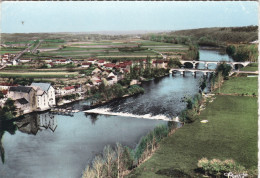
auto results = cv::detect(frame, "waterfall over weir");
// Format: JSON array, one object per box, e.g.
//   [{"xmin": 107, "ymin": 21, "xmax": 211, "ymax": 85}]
[{"xmin": 84, "ymin": 108, "xmax": 180, "ymax": 122}]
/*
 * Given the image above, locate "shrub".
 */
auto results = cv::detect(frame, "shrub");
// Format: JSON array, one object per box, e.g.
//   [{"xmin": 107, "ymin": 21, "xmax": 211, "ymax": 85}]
[{"xmin": 198, "ymin": 158, "xmax": 247, "ymax": 176}]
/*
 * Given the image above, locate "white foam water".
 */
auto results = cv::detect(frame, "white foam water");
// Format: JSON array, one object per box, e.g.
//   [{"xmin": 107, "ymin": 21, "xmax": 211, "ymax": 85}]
[{"xmin": 84, "ymin": 108, "xmax": 180, "ymax": 122}]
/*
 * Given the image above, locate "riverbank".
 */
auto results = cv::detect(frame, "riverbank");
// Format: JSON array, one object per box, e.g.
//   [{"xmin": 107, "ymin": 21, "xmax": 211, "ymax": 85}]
[{"xmin": 127, "ymin": 71, "xmax": 258, "ymax": 177}]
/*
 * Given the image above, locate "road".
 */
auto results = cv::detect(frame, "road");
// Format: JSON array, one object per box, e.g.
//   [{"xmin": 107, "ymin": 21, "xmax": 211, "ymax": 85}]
[
  {"xmin": 13, "ymin": 44, "xmax": 32, "ymax": 61},
  {"xmin": 31, "ymin": 40, "xmax": 43, "ymax": 54}
]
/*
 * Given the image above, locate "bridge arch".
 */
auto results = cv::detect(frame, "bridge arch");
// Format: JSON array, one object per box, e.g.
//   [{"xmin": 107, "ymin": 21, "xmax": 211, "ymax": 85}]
[
  {"xmin": 183, "ymin": 62, "xmax": 194, "ymax": 68},
  {"xmin": 234, "ymin": 63, "xmax": 245, "ymax": 70}
]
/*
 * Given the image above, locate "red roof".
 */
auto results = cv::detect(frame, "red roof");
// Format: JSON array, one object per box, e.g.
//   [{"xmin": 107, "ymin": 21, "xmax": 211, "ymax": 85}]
[
  {"xmin": 95, "ymin": 80, "xmax": 102, "ymax": 83},
  {"xmin": 98, "ymin": 60, "xmax": 105, "ymax": 63},
  {"xmin": 0, "ymin": 83, "xmax": 17, "ymax": 86},
  {"xmin": 88, "ymin": 58, "xmax": 95, "ymax": 61},
  {"xmin": 117, "ymin": 63, "xmax": 128, "ymax": 68},
  {"xmin": 56, "ymin": 59, "xmax": 66, "ymax": 62},
  {"xmin": 104, "ymin": 63, "xmax": 116, "ymax": 68},
  {"xmin": 64, "ymin": 86, "xmax": 75, "ymax": 90},
  {"xmin": 82, "ymin": 62, "xmax": 91, "ymax": 65}
]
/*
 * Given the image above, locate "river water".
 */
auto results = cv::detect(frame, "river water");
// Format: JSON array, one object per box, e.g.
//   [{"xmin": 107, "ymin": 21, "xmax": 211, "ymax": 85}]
[{"xmin": 0, "ymin": 48, "xmax": 232, "ymax": 178}]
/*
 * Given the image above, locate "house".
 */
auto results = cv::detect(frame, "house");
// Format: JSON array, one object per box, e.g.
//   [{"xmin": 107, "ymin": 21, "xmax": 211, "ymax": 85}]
[
  {"xmin": 31, "ymin": 86, "xmax": 49, "ymax": 111},
  {"xmin": 152, "ymin": 60, "xmax": 166, "ymax": 68},
  {"xmin": 88, "ymin": 58, "xmax": 96, "ymax": 64},
  {"xmin": 55, "ymin": 59, "xmax": 71, "ymax": 65},
  {"xmin": 14, "ymin": 98, "xmax": 31, "ymax": 114},
  {"xmin": 91, "ymin": 76, "xmax": 102, "ymax": 86},
  {"xmin": 56, "ymin": 86, "xmax": 76, "ymax": 96},
  {"xmin": 101, "ymin": 71, "xmax": 109, "ymax": 77},
  {"xmin": 45, "ymin": 59, "xmax": 52, "ymax": 63},
  {"xmin": 30, "ymin": 83, "xmax": 56, "ymax": 106},
  {"xmin": 91, "ymin": 68, "xmax": 102, "ymax": 75},
  {"xmin": 107, "ymin": 72, "xmax": 118, "ymax": 85},
  {"xmin": 0, "ymin": 83, "xmax": 17, "ymax": 90},
  {"xmin": 81, "ymin": 62, "xmax": 91, "ymax": 68},
  {"xmin": 19, "ymin": 59, "xmax": 31, "ymax": 63},
  {"xmin": 64, "ymin": 86, "xmax": 75, "ymax": 94},
  {"xmin": 8, "ymin": 86, "xmax": 37, "ymax": 112},
  {"xmin": 103, "ymin": 63, "xmax": 116, "ymax": 70},
  {"xmin": 97, "ymin": 60, "xmax": 106, "ymax": 66}
]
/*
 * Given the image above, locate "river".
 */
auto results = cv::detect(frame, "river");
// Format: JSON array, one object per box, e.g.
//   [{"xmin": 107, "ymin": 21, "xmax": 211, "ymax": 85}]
[{"xmin": 0, "ymin": 48, "xmax": 232, "ymax": 178}]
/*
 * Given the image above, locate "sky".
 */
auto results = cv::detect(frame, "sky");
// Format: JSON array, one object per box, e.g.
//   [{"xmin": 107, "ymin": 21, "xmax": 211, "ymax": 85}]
[{"xmin": 1, "ymin": 1, "xmax": 258, "ymax": 33}]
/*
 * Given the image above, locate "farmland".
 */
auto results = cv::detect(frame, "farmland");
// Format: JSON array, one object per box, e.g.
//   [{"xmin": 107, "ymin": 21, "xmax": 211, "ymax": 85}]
[{"xmin": 33, "ymin": 39, "xmax": 189, "ymax": 59}]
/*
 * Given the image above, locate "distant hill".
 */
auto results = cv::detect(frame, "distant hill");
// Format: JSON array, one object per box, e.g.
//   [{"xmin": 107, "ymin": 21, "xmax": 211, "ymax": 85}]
[{"xmin": 167, "ymin": 26, "xmax": 258, "ymax": 44}]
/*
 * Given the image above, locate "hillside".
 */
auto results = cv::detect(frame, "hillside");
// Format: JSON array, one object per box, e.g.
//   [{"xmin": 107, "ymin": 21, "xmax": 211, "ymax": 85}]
[{"xmin": 168, "ymin": 26, "xmax": 258, "ymax": 44}]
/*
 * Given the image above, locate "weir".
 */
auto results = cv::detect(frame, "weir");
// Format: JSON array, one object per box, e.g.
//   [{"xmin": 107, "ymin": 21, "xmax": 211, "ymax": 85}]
[{"xmin": 84, "ymin": 108, "xmax": 180, "ymax": 122}]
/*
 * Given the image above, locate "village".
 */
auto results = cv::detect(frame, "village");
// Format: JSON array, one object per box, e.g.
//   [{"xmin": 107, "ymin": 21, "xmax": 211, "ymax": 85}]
[{"xmin": 0, "ymin": 51, "xmax": 170, "ymax": 116}]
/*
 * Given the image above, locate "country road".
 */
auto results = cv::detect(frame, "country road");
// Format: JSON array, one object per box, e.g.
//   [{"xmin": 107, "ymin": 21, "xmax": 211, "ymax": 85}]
[{"xmin": 31, "ymin": 40, "xmax": 43, "ymax": 54}]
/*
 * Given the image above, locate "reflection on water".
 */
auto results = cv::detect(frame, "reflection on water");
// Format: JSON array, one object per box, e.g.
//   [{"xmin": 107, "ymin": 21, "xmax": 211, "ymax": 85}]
[
  {"xmin": 86, "ymin": 113, "xmax": 99, "ymax": 125},
  {"xmin": 16, "ymin": 113, "xmax": 57, "ymax": 135},
  {"xmin": 0, "ymin": 112, "xmax": 167, "ymax": 178}
]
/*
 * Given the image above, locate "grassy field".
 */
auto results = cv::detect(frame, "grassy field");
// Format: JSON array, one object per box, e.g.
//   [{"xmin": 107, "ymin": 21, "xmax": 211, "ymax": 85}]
[
  {"xmin": 216, "ymin": 76, "xmax": 258, "ymax": 95},
  {"xmin": 240, "ymin": 63, "xmax": 258, "ymax": 71},
  {"xmin": 128, "ymin": 95, "xmax": 257, "ymax": 177},
  {"xmin": 128, "ymin": 76, "xmax": 258, "ymax": 177}
]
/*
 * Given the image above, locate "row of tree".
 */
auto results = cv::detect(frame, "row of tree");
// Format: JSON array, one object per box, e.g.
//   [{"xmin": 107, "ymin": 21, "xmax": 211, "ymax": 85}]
[{"xmin": 82, "ymin": 124, "xmax": 175, "ymax": 178}]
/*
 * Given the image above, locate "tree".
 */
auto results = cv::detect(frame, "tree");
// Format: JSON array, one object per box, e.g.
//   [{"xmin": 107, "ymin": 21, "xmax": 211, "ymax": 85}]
[
  {"xmin": 3, "ymin": 98, "xmax": 16, "ymax": 116},
  {"xmin": 116, "ymin": 143, "xmax": 123, "ymax": 178},
  {"xmin": 103, "ymin": 145, "xmax": 116, "ymax": 177},
  {"xmin": 168, "ymin": 58, "xmax": 175, "ymax": 68},
  {"xmin": 112, "ymin": 84, "xmax": 125, "ymax": 98},
  {"xmin": 226, "ymin": 45, "xmax": 236, "ymax": 56},
  {"xmin": 216, "ymin": 63, "xmax": 232, "ymax": 79},
  {"xmin": 92, "ymin": 156, "xmax": 104, "ymax": 178}
]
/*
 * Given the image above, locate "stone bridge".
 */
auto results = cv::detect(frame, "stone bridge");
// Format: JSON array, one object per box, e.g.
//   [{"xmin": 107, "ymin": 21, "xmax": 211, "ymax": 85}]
[
  {"xmin": 180, "ymin": 60, "xmax": 251, "ymax": 69},
  {"xmin": 169, "ymin": 68, "xmax": 215, "ymax": 76}
]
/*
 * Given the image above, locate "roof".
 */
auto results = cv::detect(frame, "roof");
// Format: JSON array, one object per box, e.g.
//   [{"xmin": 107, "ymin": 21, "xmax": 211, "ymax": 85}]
[
  {"xmin": 64, "ymin": 86, "xmax": 74, "ymax": 90},
  {"xmin": 56, "ymin": 59, "xmax": 66, "ymax": 62},
  {"xmin": 98, "ymin": 60, "xmax": 105, "ymax": 63},
  {"xmin": 36, "ymin": 89, "xmax": 46, "ymax": 96},
  {"xmin": 9, "ymin": 86, "xmax": 33, "ymax": 93},
  {"xmin": 16, "ymin": 98, "xmax": 29, "ymax": 105},
  {"xmin": 0, "ymin": 83, "xmax": 16, "ymax": 86},
  {"xmin": 82, "ymin": 62, "xmax": 91, "ymax": 65},
  {"xmin": 31, "ymin": 83, "xmax": 51, "ymax": 92},
  {"xmin": 104, "ymin": 63, "xmax": 116, "ymax": 68}
]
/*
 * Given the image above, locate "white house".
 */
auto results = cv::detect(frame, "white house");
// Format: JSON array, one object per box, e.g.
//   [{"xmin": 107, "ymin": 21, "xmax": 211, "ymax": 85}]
[
  {"xmin": 107, "ymin": 72, "xmax": 118, "ymax": 85},
  {"xmin": 81, "ymin": 62, "xmax": 91, "ymax": 68},
  {"xmin": 30, "ymin": 83, "xmax": 56, "ymax": 106},
  {"xmin": 91, "ymin": 68, "xmax": 102, "ymax": 75},
  {"xmin": 32, "ymin": 86, "xmax": 49, "ymax": 111},
  {"xmin": 19, "ymin": 59, "xmax": 31, "ymax": 63}
]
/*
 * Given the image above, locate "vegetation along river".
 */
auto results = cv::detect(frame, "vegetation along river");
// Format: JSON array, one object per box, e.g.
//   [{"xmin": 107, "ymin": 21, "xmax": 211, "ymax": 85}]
[{"xmin": 0, "ymin": 48, "xmax": 233, "ymax": 178}]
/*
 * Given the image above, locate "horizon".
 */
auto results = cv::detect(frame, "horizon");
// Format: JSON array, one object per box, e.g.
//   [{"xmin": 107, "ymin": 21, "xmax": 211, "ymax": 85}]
[
  {"xmin": 1, "ymin": 25, "xmax": 258, "ymax": 35},
  {"xmin": 1, "ymin": 1, "xmax": 258, "ymax": 33}
]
